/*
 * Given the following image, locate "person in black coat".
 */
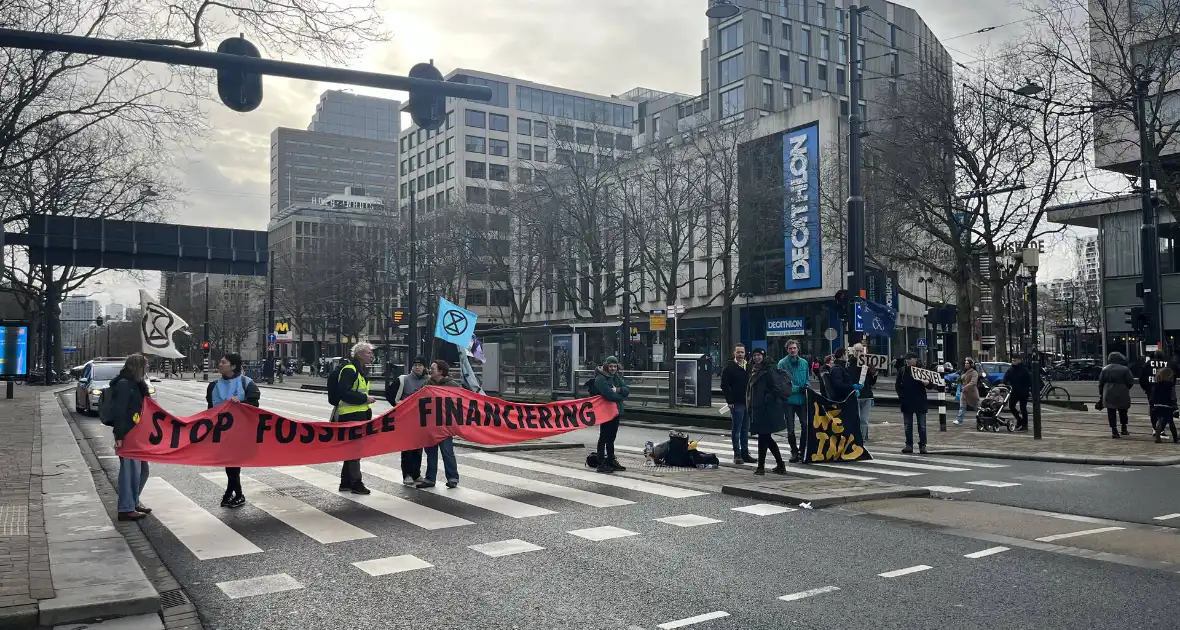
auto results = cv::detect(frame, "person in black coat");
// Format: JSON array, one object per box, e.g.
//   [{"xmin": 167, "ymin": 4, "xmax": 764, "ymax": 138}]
[
  {"xmin": 1150, "ymin": 367, "xmax": 1179, "ymax": 443},
  {"xmin": 746, "ymin": 347, "xmax": 787, "ymax": 475},
  {"xmin": 719, "ymin": 344, "xmax": 754, "ymax": 464},
  {"xmin": 205, "ymin": 353, "xmax": 261, "ymax": 508},
  {"xmin": 1002, "ymin": 356, "xmax": 1033, "ymax": 431},
  {"xmin": 110, "ymin": 354, "xmax": 152, "ymax": 521},
  {"xmin": 895, "ymin": 353, "xmax": 933, "ymax": 454}
]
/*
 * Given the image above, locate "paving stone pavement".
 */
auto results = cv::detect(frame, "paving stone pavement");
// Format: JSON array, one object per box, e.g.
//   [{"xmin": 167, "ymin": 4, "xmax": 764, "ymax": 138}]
[{"xmin": 0, "ymin": 385, "xmax": 50, "ymax": 629}]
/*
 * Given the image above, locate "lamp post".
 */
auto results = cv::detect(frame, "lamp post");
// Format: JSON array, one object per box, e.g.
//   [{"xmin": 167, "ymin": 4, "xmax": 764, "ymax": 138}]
[
  {"xmin": 918, "ymin": 277, "xmax": 934, "ymax": 365},
  {"xmin": 203, "ymin": 277, "xmax": 210, "ymax": 381},
  {"xmin": 846, "ymin": 5, "xmax": 870, "ymax": 345},
  {"xmin": 407, "ymin": 182, "xmax": 419, "ymax": 368},
  {"xmin": 1016, "ymin": 247, "xmax": 1042, "ymax": 440}
]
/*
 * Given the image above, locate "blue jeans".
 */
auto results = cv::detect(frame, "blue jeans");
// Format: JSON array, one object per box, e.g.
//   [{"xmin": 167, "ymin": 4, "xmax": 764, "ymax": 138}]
[
  {"xmin": 425, "ymin": 437, "xmax": 458, "ymax": 483},
  {"xmin": 903, "ymin": 412, "xmax": 927, "ymax": 448},
  {"xmin": 117, "ymin": 457, "xmax": 149, "ymax": 513},
  {"xmin": 858, "ymin": 398, "xmax": 873, "ymax": 442},
  {"xmin": 730, "ymin": 404, "xmax": 751, "ymax": 458}
]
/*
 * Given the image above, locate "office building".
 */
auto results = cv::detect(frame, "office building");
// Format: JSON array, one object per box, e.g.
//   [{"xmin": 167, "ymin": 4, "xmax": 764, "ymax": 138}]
[
  {"xmin": 309, "ymin": 90, "xmax": 400, "ymax": 142},
  {"xmin": 61, "ymin": 295, "xmax": 101, "ymax": 349},
  {"xmin": 104, "ymin": 303, "xmax": 126, "ymax": 322}
]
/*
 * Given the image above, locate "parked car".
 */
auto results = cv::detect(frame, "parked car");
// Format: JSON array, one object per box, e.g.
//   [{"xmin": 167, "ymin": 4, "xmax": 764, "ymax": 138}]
[
  {"xmin": 944, "ymin": 361, "xmax": 1011, "ymax": 387},
  {"xmin": 73, "ymin": 359, "xmax": 156, "ymax": 415}
]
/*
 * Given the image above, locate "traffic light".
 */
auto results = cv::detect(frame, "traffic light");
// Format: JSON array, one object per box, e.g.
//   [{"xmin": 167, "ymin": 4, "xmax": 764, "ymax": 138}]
[
  {"xmin": 833, "ymin": 289, "xmax": 848, "ymax": 308},
  {"xmin": 201, "ymin": 341, "xmax": 210, "ymax": 352},
  {"xmin": 1128, "ymin": 306, "xmax": 1145, "ymax": 334},
  {"xmin": 393, "ymin": 310, "xmax": 405, "ymax": 324},
  {"xmin": 407, "ymin": 62, "xmax": 447, "ymax": 131},
  {"xmin": 217, "ymin": 37, "xmax": 263, "ymax": 112},
  {"xmin": 95, "ymin": 315, "xmax": 104, "ymax": 327}
]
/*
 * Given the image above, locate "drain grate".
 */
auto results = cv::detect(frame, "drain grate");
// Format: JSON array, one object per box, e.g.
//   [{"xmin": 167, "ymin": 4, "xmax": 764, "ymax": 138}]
[
  {"xmin": 0, "ymin": 504, "xmax": 28, "ymax": 536},
  {"xmin": 159, "ymin": 588, "xmax": 190, "ymax": 609}
]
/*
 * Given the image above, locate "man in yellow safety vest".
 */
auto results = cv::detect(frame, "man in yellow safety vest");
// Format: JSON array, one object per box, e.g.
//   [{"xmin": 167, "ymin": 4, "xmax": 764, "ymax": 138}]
[{"xmin": 332, "ymin": 342, "xmax": 377, "ymax": 494}]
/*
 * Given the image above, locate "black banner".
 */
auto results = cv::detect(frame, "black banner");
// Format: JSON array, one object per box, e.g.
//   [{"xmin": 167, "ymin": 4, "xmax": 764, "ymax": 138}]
[{"xmin": 800, "ymin": 388, "xmax": 873, "ymax": 463}]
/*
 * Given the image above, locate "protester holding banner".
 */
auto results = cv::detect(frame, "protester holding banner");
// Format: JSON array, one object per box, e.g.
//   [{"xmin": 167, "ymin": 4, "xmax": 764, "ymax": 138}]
[
  {"xmin": 747, "ymin": 347, "xmax": 787, "ymax": 475},
  {"xmin": 955, "ymin": 358, "xmax": 981, "ymax": 426},
  {"xmin": 896, "ymin": 353, "xmax": 932, "ymax": 454},
  {"xmin": 109, "ymin": 354, "xmax": 153, "ymax": 521},
  {"xmin": 593, "ymin": 356, "xmax": 630, "ymax": 474},
  {"xmin": 418, "ymin": 360, "xmax": 463, "ymax": 488},
  {"xmin": 720, "ymin": 344, "xmax": 755, "ymax": 465},
  {"xmin": 331, "ymin": 343, "xmax": 377, "ymax": 495},
  {"xmin": 776, "ymin": 340, "xmax": 809, "ymax": 463},
  {"xmin": 391, "ymin": 356, "xmax": 430, "ymax": 485},
  {"xmin": 205, "ymin": 353, "xmax": 260, "ymax": 508},
  {"xmin": 850, "ymin": 344, "xmax": 878, "ymax": 441}
]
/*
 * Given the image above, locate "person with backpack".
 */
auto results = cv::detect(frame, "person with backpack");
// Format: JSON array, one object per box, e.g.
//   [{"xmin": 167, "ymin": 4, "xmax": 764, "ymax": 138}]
[
  {"xmin": 720, "ymin": 344, "xmax": 754, "ymax": 465},
  {"xmin": 107, "ymin": 354, "xmax": 152, "ymax": 521},
  {"xmin": 205, "ymin": 353, "xmax": 260, "ymax": 508},
  {"xmin": 389, "ymin": 356, "xmax": 430, "ymax": 485},
  {"xmin": 329, "ymin": 342, "xmax": 377, "ymax": 495},
  {"xmin": 1150, "ymin": 367, "xmax": 1179, "ymax": 443},
  {"xmin": 747, "ymin": 347, "xmax": 787, "ymax": 475},
  {"xmin": 592, "ymin": 356, "xmax": 630, "ymax": 474},
  {"xmin": 776, "ymin": 339, "xmax": 809, "ymax": 463}
]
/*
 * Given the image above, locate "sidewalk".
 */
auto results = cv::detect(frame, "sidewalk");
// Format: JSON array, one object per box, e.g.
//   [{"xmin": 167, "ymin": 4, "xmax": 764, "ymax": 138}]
[{"xmin": 0, "ymin": 386, "xmax": 161, "ymax": 628}]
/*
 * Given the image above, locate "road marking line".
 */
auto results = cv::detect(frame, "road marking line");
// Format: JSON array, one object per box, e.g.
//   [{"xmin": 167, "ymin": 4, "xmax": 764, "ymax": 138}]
[
  {"xmin": 815, "ymin": 462, "xmax": 924, "ymax": 477},
  {"xmin": 468, "ymin": 538, "xmax": 544, "ymax": 557},
  {"xmin": 198, "ymin": 473, "xmax": 374, "ymax": 544},
  {"xmin": 361, "ymin": 462, "xmax": 556, "ymax": 519},
  {"xmin": 460, "ymin": 464, "xmax": 634, "ymax": 508},
  {"xmin": 778, "ymin": 585, "xmax": 840, "ymax": 601},
  {"xmin": 861, "ymin": 457, "xmax": 971, "ymax": 472},
  {"xmin": 1035, "ymin": 526, "xmax": 1125, "ymax": 542},
  {"xmin": 656, "ymin": 514, "xmax": 723, "ymax": 528},
  {"xmin": 1050, "ymin": 471, "xmax": 1103, "ymax": 478},
  {"xmin": 966, "ymin": 480, "xmax": 1022, "ymax": 488},
  {"xmin": 352, "ymin": 554, "xmax": 433, "ymax": 576},
  {"xmin": 732, "ymin": 503, "xmax": 796, "ymax": 516},
  {"xmin": 568, "ymin": 526, "xmax": 640, "ymax": 541},
  {"xmin": 964, "ymin": 546, "xmax": 1010, "ymax": 559},
  {"xmin": 657, "ymin": 611, "xmax": 730, "ymax": 629},
  {"xmin": 878, "ymin": 565, "xmax": 932, "ymax": 578},
  {"xmin": 139, "ymin": 478, "xmax": 263, "ymax": 560},
  {"xmin": 97, "ymin": 455, "xmax": 118, "ymax": 459},
  {"xmin": 924, "ymin": 486, "xmax": 973, "ymax": 494},
  {"xmin": 1154, "ymin": 513, "xmax": 1180, "ymax": 521},
  {"xmin": 273, "ymin": 466, "xmax": 473, "ymax": 530},
  {"xmin": 890, "ymin": 454, "xmax": 1008, "ymax": 468},
  {"xmin": 216, "ymin": 573, "xmax": 303, "ymax": 599},
  {"xmin": 465, "ymin": 453, "xmax": 707, "ymax": 498},
  {"xmin": 1095, "ymin": 466, "xmax": 1140, "ymax": 472},
  {"xmin": 1013, "ymin": 475, "xmax": 1065, "ymax": 483}
]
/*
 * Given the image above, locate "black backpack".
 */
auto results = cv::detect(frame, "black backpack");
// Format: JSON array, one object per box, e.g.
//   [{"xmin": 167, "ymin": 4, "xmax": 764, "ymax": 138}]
[
  {"xmin": 326, "ymin": 364, "xmax": 346, "ymax": 406},
  {"xmin": 98, "ymin": 382, "xmax": 117, "ymax": 427},
  {"xmin": 585, "ymin": 377, "xmax": 599, "ymax": 396},
  {"xmin": 771, "ymin": 367, "xmax": 794, "ymax": 403},
  {"xmin": 664, "ymin": 430, "xmax": 693, "ymax": 467}
]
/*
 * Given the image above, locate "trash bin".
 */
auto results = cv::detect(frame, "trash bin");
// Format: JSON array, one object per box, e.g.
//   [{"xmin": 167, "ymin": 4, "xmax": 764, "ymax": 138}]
[{"xmin": 674, "ymin": 353, "xmax": 713, "ymax": 407}]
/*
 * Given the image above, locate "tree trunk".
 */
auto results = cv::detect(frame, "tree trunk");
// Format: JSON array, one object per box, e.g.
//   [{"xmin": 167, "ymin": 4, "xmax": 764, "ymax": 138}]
[{"xmin": 990, "ymin": 278, "xmax": 1009, "ymax": 360}]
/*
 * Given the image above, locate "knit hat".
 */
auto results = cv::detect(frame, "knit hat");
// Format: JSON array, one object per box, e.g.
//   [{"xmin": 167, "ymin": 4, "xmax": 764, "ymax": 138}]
[
  {"xmin": 604, "ymin": 356, "xmax": 620, "ymax": 366},
  {"xmin": 749, "ymin": 347, "xmax": 766, "ymax": 356},
  {"xmin": 413, "ymin": 356, "xmax": 427, "ymax": 367}
]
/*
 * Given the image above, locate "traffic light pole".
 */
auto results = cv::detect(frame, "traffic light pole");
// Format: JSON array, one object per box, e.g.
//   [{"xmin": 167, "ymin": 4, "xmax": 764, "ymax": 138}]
[
  {"xmin": 407, "ymin": 189, "xmax": 418, "ymax": 370},
  {"xmin": 265, "ymin": 259, "xmax": 275, "ymax": 385},
  {"xmin": 846, "ymin": 5, "xmax": 868, "ymax": 346},
  {"xmin": 203, "ymin": 279, "xmax": 210, "ymax": 382},
  {"xmin": 1133, "ymin": 64, "xmax": 1164, "ymax": 354}
]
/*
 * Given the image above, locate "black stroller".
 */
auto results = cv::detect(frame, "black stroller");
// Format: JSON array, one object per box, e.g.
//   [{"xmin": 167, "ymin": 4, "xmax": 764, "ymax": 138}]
[{"xmin": 976, "ymin": 381, "xmax": 1016, "ymax": 432}]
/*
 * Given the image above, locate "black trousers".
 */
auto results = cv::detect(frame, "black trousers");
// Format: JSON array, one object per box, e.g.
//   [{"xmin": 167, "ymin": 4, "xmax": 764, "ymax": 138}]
[
  {"xmin": 1008, "ymin": 395, "xmax": 1029, "ymax": 428},
  {"xmin": 597, "ymin": 419, "xmax": 620, "ymax": 459},
  {"xmin": 1107, "ymin": 407, "xmax": 1129, "ymax": 430},
  {"xmin": 401, "ymin": 449, "xmax": 423, "ymax": 480},
  {"xmin": 1152, "ymin": 407, "xmax": 1177, "ymax": 437},
  {"xmin": 757, "ymin": 433, "xmax": 783, "ymax": 467},
  {"xmin": 225, "ymin": 467, "xmax": 242, "ymax": 496},
  {"xmin": 335, "ymin": 409, "xmax": 369, "ymax": 485},
  {"xmin": 783, "ymin": 404, "xmax": 804, "ymax": 455}
]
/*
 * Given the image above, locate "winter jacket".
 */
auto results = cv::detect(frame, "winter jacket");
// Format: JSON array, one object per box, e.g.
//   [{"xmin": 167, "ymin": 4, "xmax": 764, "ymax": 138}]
[
  {"xmin": 593, "ymin": 368, "xmax": 630, "ymax": 417},
  {"xmin": 108, "ymin": 371, "xmax": 150, "ymax": 441},
  {"xmin": 1003, "ymin": 363, "xmax": 1033, "ymax": 397},
  {"xmin": 389, "ymin": 371, "xmax": 430, "ymax": 405},
  {"xmin": 719, "ymin": 360, "xmax": 749, "ymax": 405},
  {"xmin": 1149, "ymin": 379, "xmax": 1176, "ymax": 409},
  {"xmin": 827, "ymin": 359, "xmax": 857, "ymax": 401},
  {"xmin": 776, "ymin": 355, "xmax": 812, "ymax": 406},
  {"xmin": 958, "ymin": 367, "xmax": 981, "ymax": 410},
  {"xmin": 335, "ymin": 360, "xmax": 371, "ymax": 407},
  {"xmin": 895, "ymin": 364, "xmax": 931, "ymax": 415},
  {"xmin": 205, "ymin": 375, "xmax": 261, "ymax": 409},
  {"xmin": 1099, "ymin": 352, "xmax": 1135, "ymax": 410},
  {"xmin": 746, "ymin": 363, "xmax": 786, "ymax": 434}
]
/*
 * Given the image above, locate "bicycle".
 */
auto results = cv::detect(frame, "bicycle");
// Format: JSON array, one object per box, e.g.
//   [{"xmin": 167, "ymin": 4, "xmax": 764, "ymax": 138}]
[{"xmin": 1040, "ymin": 374, "xmax": 1071, "ymax": 401}]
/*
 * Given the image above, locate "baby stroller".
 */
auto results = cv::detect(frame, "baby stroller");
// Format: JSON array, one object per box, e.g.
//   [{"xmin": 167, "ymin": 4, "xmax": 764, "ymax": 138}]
[{"xmin": 976, "ymin": 382, "xmax": 1015, "ymax": 432}]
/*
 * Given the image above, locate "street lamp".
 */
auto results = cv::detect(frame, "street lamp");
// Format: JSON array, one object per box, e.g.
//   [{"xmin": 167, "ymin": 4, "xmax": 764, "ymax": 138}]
[
  {"xmin": 1014, "ymin": 81, "xmax": 1044, "ymax": 97},
  {"xmin": 705, "ymin": 0, "xmax": 741, "ymax": 19},
  {"xmin": 1015, "ymin": 247, "xmax": 1042, "ymax": 440},
  {"xmin": 918, "ymin": 277, "xmax": 934, "ymax": 365}
]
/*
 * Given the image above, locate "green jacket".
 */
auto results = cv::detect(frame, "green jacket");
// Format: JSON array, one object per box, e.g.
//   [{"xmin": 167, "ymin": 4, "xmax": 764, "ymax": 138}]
[
  {"xmin": 593, "ymin": 368, "xmax": 630, "ymax": 417},
  {"xmin": 777, "ymin": 354, "xmax": 812, "ymax": 406}
]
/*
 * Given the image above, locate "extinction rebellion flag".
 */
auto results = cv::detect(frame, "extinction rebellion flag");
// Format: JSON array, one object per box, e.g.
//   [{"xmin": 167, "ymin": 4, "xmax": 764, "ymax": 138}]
[{"xmin": 800, "ymin": 388, "xmax": 873, "ymax": 463}]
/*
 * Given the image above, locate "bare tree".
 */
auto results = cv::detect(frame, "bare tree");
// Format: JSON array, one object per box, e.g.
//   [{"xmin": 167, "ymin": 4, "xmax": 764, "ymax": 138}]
[{"xmin": 207, "ymin": 277, "xmax": 264, "ymax": 354}]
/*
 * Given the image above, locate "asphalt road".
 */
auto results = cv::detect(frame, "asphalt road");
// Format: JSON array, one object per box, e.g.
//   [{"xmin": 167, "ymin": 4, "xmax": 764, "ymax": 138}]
[{"xmin": 68, "ymin": 382, "xmax": 1180, "ymax": 630}]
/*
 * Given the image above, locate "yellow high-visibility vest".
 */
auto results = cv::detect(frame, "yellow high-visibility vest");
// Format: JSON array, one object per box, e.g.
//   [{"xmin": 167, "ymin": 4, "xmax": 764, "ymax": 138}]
[{"xmin": 336, "ymin": 363, "xmax": 370, "ymax": 415}]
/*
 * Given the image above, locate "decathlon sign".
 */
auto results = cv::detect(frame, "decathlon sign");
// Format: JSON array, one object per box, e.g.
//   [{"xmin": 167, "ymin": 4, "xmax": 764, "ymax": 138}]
[
  {"xmin": 783, "ymin": 123, "xmax": 822, "ymax": 291},
  {"xmin": 766, "ymin": 317, "xmax": 805, "ymax": 337}
]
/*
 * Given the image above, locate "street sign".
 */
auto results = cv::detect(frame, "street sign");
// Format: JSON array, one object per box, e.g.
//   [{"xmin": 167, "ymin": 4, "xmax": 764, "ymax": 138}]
[
  {"xmin": 856, "ymin": 354, "xmax": 890, "ymax": 369},
  {"xmin": 766, "ymin": 317, "xmax": 805, "ymax": 337},
  {"xmin": 652, "ymin": 343, "xmax": 665, "ymax": 362},
  {"xmin": 63, "ymin": 346, "xmax": 77, "ymax": 353},
  {"xmin": 823, "ymin": 327, "xmax": 838, "ymax": 341},
  {"xmin": 274, "ymin": 320, "xmax": 293, "ymax": 342},
  {"xmin": 650, "ymin": 309, "xmax": 667, "ymax": 332},
  {"xmin": 267, "ymin": 333, "xmax": 277, "ymax": 343},
  {"xmin": 668, "ymin": 305, "xmax": 685, "ymax": 319},
  {"xmin": 267, "ymin": 343, "xmax": 276, "ymax": 352},
  {"xmin": 917, "ymin": 338, "xmax": 927, "ymax": 348}
]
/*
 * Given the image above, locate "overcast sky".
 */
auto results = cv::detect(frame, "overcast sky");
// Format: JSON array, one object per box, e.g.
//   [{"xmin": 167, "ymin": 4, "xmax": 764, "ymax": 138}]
[{"xmin": 90, "ymin": 0, "xmax": 1090, "ymax": 309}]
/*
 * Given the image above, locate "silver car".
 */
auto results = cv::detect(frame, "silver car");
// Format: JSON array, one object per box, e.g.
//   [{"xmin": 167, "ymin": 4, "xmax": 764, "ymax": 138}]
[{"xmin": 73, "ymin": 360, "xmax": 156, "ymax": 415}]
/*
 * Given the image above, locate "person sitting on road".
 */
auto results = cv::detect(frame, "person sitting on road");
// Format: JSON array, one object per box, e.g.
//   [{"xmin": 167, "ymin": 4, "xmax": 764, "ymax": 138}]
[{"xmin": 206, "ymin": 353, "xmax": 260, "ymax": 509}]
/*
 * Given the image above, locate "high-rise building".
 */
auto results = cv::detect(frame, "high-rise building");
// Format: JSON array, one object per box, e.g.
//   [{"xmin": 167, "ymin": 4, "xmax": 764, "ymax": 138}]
[
  {"xmin": 1077, "ymin": 234, "xmax": 1099, "ymax": 291},
  {"xmin": 60, "ymin": 295, "xmax": 101, "ymax": 349},
  {"xmin": 269, "ymin": 90, "xmax": 401, "ymax": 217},
  {"xmin": 104, "ymin": 303, "xmax": 125, "ymax": 322}
]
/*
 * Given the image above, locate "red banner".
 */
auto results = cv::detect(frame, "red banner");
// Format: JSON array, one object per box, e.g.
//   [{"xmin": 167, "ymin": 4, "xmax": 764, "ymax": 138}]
[{"xmin": 117, "ymin": 386, "xmax": 618, "ymax": 467}]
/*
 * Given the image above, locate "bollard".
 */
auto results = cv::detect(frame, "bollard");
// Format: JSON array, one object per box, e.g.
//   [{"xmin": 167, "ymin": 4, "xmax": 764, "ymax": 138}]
[
  {"xmin": 937, "ymin": 336, "xmax": 946, "ymax": 431},
  {"xmin": 5, "ymin": 381, "xmax": 11, "ymax": 399}
]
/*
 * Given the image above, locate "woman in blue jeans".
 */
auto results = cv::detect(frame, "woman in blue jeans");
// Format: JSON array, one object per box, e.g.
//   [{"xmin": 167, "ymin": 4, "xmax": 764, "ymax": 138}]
[
  {"xmin": 895, "ymin": 353, "xmax": 933, "ymax": 454},
  {"xmin": 416, "ymin": 360, "xmax": 463, "ymax": 489},
  {"xmin": 109, "ymin": 354, "xmax": 152, "ymax": 521}
]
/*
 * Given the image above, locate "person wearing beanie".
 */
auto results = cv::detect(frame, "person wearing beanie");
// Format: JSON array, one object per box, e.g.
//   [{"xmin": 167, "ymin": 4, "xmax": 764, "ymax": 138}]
[
  {"xmin": 746, "ymin": 347, "xmax": 787, "ymax": 475},
  {"xmin": 592, "ymin": 356, "xmax": 630, "ymax": 473},
  {"xmin": 390, "ymin": 356, "xmax": 430, "ymax": 485}
]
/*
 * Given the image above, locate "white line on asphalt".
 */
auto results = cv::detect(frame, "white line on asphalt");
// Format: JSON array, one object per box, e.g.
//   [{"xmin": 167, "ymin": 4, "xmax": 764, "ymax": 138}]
[
  {"xmin": 964, "ymin": 546, "xmax": 1009, "ymax": 559},
  {"xmin": 1095, "ymin": 466, "xmax": 1140, "ymax": 472},
  {"xmin": 778, "ymin": 585, "xmax": 841, "ymax": 602},
  {"xmin": 464, "ymin": 453, "xmax": 707, "ymax": 498},
  {"xmin": 468, "ymin": 538, "xmax": 545, "ymax": 557},
  {"xmin": 655, "ymin": 514, "xmax": 723, "ymax": 528},
  {"xmin": 568, "ymin": 526, "xmax": 640, "ymax": 541},
  {"xmin": 1035, "ymin": 526, "xmax": 1125, "ymax": 542},
  {"xmin": 352, "ymin": 554, "xmax": 434, "ymax": 576},
  {"xmin": 814, "ymin": 462, "xmax": 924, "ymax": 477},
  {"xmin": 966, "ymin": 480, "xmax": 1022, "ymax": 488},
  {"xmin": 1154, "ymin": 513, "xmax": 1180, "ymax": 521},
  {"xmin": 460, "ymin": 464, "xmax": 634, "ymax": 508},
  {"xmin": 361, "ymin": 462, "xmax": 556, "ymax": 519},
  {"xmin": 889, "ymin": 454, "xmax": 1009, "ymax": 468},
  {"xmin": 1013, "ymin": 475, "xmax": 1065, "ymax": 483},
  {"xmin": 139, "ymin": 478, "xmax": 263, "ymax": 560},
  {"xmin": 1050, "ymin": 471, "xmax": 1103, "ymax": 478},
  {"xmin": 657, "ymin": 611, "xmax": 731, "ymax": 629},
  {"xmin": 878, "ymin": 565, "xmax": 932, "ymax": 578},
  {"xmin": 97, "ymin": 455, "xmax": 118, "ymax": 459},
  {"xmin": 732, "ymin": 503, "xmax": 796, "ymax": 516},
  {"xmin": 924, "ymin": 486, "xmax": 973, "ymax": 494},
  {"xmin": 216, "ymin": 573, "xmax": 303, "ymax": 599},
  {"xmin": 273, "ymin": 466, "xmax": 473, "ymax": 530},
  {"xmin": 861, "ymin": 457, "xmax": 971, "ymax": 472},
  {"xmin": 199, "ymin": 473, "xmax": 374, "ymax": 544}
]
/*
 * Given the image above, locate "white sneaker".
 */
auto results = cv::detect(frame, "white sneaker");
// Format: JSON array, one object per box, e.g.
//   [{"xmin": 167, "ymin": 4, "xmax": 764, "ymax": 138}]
[{"xmin": 402, "ymin": 476, "xmax": 415, "ymax": 486}]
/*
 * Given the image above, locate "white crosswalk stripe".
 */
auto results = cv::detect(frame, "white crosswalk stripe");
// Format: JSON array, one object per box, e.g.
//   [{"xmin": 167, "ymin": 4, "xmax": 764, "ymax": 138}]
[
  {"xmin": 199, "ymin": 473, "xmax": 374, "ymax": 544},
  {"xmin": 361, "ymin": 462, "xmax": 556, "ymax": 519},
  {"xmin": 860, "ymin": 457, "xmax": 971, "ymax": 472},
  {"xmin": 814, "ymin": 462, "xmax": 924, "ymax": 477},
  {"xmin": 925, "ymin": 486, "xmax": 973, "ymax": 494},
  {"xmin": 966, "ymin": 480, "xmax": 1021, "ymax": 488},
  {"xmin": 463, "ymin": 453, "xmax": 708, "ymax": 498},
  {"xmin": 460, "ymin": 464, "xmax": 634, "ymax": 508},
  {"xmin": 889, "ymin": 454, "xmax": 1008, "ymax": 468},
  {"xmin": 628, "ymin": 444, "xmax": 875, "ymax": 480},
  {"xmin": 139, "ymin": 478, "xmax": 264, "ymax": 560}
]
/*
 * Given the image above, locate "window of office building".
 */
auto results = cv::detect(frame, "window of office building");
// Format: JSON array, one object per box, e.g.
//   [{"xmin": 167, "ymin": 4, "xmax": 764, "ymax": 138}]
[
  {"xmin": 839, "ymin": 38, "xmax": 847, "ymax": 63},
  {"xmin": 720, "ymin": 86, "xmax": 745, "ymax": 117},
  {"xmin": 409, "ymin": 155, "xmax": 416, "ymax": 170},
  {"xmin": 418, "ymin": 151, "xmax": 424, "ymax": 166},
  {"xmin": 779, "ymin": 53, "xmax": 790, "ymax": 81},
  {"xmin": 719, "ymin": 53, "xmax": 744, "ymax": 86},
  {"xmin": 534, "ymin": 145, "xmax": 548, "ymax": 162},
  {"xmin": 781, "ymin": 21, "xmax": 791, "ymax": 46},
  {"xmin": 817, "ymin": 63, "xmax": 828, "ymax": 84},
  {"xmin": 840, "ymin": 99, "xmax": 849, "ymax": 116},
  {"xmin": 446, "ymin": 137, "xmax": 454, "ymax": 155},
  {"xmin": 446, "ymin": 112, "xmax": 454, "ymax": 129},
  {"xmin": 418, "ymin": 175, "xmax": 425, "ymax": 190},
  {"xmin": 759, "ymin": 48, "xmax": 770, "ymax": 75},
  {"xmin": 515, "ymin": 87, "xmax": 633, "ymax": 128},
  {"xmin": 452, "ymin": 74, "xmax": 509, "ymax": 108},
  {"xmin": 800, "ymin": 28, "xmax": 810, "ymax": 54},
  {"xmin": 719, "ymin": 21, "xmax": 743, "ymax": 54},
  {"xmin": 489, "ymin": 163, "xmax": 509, "ymax": 182},
  {"xmin": 466, "ymin": 186, "xmax": 487, "ymax": 204},
  {"xmin": 489, "ymin": 138, "xmax": 509, "ymax": 157},
  {"xmin": 534, "ymin": 121, "xmax": 548, "ymax": 138},
  {"xmin": 890, "ymin": 23, "xmax": 897, "ymax": 47},
  {"xmin": 426, "ymin": 171, "xmax": 435, "ymax": 187},
  {"xmin": 615, "ymin": 133, "xmax": 632, "ymax": 150},
  {"xmin": 518, "ymin": 143, "xmax": 532, "ymax": 160},
  {"xmin": 426, "ymin": 147, "xmax": 434, "ymax": 163},
  {"xmin": 836, "ymin": 7, "xmax": 845, "ymax": 31},
  {"xmin": 762, "ymin": 82, "xmax": 774, "ymax": 109},
  {"xmin": 783, "ymin": 85, "xmax": 793, "ymax": 107},
  {"xmin": 576, "ymin": 127, "xmax": 595, "ymax": 145},
  {"xmin": 517, "ymin": 167, "xmax": 533, "ymax": 183},
  {"xmin": 489, "ymin": 113, "xmax": 509, "ymax": 132},
  {"xmin": 820, "ymin": 34, "xmax": 829, "ymax": 59},
  {"xmin": 400, "ymin": 160, "xmax": 408, "ymax": 176},
  {"xmin": 575, "ymin": 151, "xmax": 593, "ymax": 169},
  {"xmin": 837, "ymin": 67, "xmax": 847, "ymax": 94},
  {"xmin": 446, "ymin": 162, "xmax": 454, "ymax": 179},
  {"xmin": 555, "ymin": 124, "xmax": 575, "ymax": 141},
  {"xmin": 466, "ymin": 160, "xmax": 486, "ymax": 179},
  {"xmin": 777, "ymin": 0, "xmax": 788, "ymax": 17},
  {"xmin": 762, "ymin": 16, "xmax": 771, "ymax": 37},
  {"xmin": 489, "ymin": 189, "xmax": 510, "ymax": 207},
  {"xmin": 399, "ymin": 183, "xmax": 408, "ymax": 198},
  {"xmin": 518, "ymin": 118, "xmax": 531, "ymax": 135},
  {"xmin": 465, "ymin": 109, "xmax": 486, "ymax": 128},
  {"xmin": 465, "ymin": 135, "xmax": 485, "ymax": 153},
  {"xmin": 596, "ymin": 130, "xmax": 614, "ymax": 147},
  {"xmin": 799, "ymin": 58, "xmax": 809, "ymax": 84},
  {"xmin": 556, "ymin": 148, "xmax": 574, "ymax": 165},
  {"xmin": 818, "ymin": 1, "xmax": 827, "ymax": 26}
]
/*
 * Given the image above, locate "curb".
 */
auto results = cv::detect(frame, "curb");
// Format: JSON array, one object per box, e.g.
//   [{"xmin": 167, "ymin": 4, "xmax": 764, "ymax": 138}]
[
  {"xmin": 720, "ymin": 483, "xmax": 930, "ymax": 508},
  {"xmin": 929, "ymin": 448, "xmax": 1180, "ymax": 466},
  {"xmin": 453, "ymin": 440, "xmax": 582, "ymax": 453}
]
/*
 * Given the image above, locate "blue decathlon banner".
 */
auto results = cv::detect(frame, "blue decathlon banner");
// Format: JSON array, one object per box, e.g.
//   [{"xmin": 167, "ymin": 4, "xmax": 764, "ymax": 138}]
[
  {"xmin": 783, "ymin": 122, "xmax": 822, "ymax": 291},
  {"xmin": 854, "ymin": 300, "xmax": 896, "ymax": 338},
  {"xmin": 434, "ymin": 297, "xmax": 478, "ymax": 350}
]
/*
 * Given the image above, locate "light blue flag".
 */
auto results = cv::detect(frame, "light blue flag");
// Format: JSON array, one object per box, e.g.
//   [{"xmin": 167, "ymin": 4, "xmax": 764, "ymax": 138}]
[{"xmin": 434, "ymin": 297, "xmax": 478, "ymax": 350}]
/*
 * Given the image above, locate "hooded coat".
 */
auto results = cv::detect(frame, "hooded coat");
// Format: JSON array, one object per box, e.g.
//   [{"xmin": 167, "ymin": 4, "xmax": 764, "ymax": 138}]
[
  {"xmin": 747, "ymin": 360, "xmax": 787, "ymax": 434},
  {"xmin": 1099, "ymin": 352, "xmax": 1135, "ymax": 410}
]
